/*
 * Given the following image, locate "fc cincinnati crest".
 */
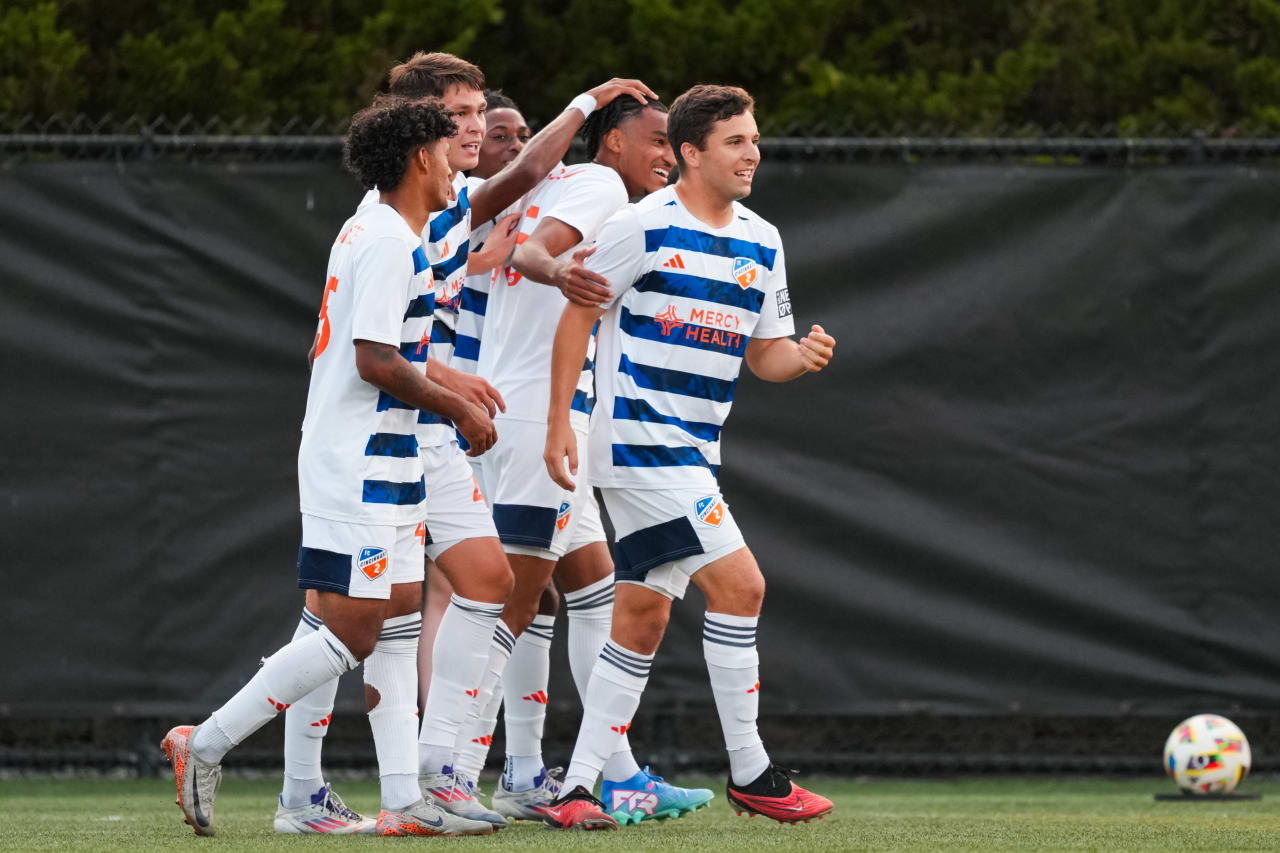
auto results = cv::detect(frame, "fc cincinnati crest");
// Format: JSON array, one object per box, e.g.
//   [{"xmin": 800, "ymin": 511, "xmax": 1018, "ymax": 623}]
[
  {"xmin": 556, "ymin": 500, "xmax": 572, "ymax": 532},
  {"xmin": 695, "ymin": 495, "xmax": 725, "ymax": 527},
  {"xmin": 357, "ymin": 547, "xmax": 388, "ymax": 580},
  {"xmin": 732, "ymin": 257, "xmax": 757, "ymax": 290}
]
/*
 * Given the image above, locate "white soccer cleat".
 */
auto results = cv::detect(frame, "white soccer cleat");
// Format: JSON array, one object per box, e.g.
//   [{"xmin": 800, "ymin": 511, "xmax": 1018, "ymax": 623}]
[
  {"xmin": 419, "ymin": 770, "xmax": 508, "ymax": 828},
  {"xmin": 375, "ymin": 797, "xmax": 496, "ymax": 836},
  {"xmin": 492, "ymin": 766, "xmax": 563, "ymax": 821},
  {"xmin": 160, "ymin": 724, "xmax": 222, "ymax": 837},
  {"xmin": 273, "ymin": 783, "xmax": 376, "ymax": 834}
]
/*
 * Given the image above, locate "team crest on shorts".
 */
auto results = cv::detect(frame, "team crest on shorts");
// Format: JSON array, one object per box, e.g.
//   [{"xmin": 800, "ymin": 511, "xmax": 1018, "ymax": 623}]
[
  {"xmin": 357, "ymin": 547, "xmax": 388, "ymax": 581},
  {"xmin": 695, "ymin": 495, "xmax": 725, "ymax": 527},
  {"xmin": 556, "ymin": 500, "xmax": 572, "ymax": 532},
  {"xmin": 733, "ymin": 257, "xmax": 757, "ymax": 289}
]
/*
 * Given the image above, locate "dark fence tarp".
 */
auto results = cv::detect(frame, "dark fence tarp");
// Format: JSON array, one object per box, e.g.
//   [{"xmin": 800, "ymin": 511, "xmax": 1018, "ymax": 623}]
[{"xmin": 2, "ymin": 161, "xmax": 1279, "ymax": 718}]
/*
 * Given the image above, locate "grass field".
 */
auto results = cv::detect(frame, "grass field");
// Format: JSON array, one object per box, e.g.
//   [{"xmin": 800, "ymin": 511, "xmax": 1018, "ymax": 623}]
[{"xmin": 1, "ymin": 776, "xmax": 1279, "ymax": 851}]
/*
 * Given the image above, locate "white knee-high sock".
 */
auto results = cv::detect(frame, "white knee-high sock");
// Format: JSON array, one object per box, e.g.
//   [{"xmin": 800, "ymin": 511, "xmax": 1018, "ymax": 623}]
[
  {"xmin": 366, "ymin": 613, "xmax": 422, "ymax": 810},
  {"xmin": 704, "ymin": 612, "xmax": 770, "ymax": 786},
  {"xmin": 501, "ymin": 614, "xmax": 554, "ymax": 791},
  {"xmin": 561, "ymin": 640, "xmax": 652, "ymax": 793},
  {"xmin": 564, "ymin": 578, "xmax": 641, "ymax": 783},
  {"xmin": 281, "ymin": 608, "xmax": 340, "ymax": 808},
  {"xmin": 418, "ymin": 594, "xmax": 503, "ymax": 775},
  {"xmin": 452, "ymin": 621, "xmax": 514, "ymax": 781},
  {"xmin": 193, "ymin": 625, "xmax": 357, "ymax": 764}
]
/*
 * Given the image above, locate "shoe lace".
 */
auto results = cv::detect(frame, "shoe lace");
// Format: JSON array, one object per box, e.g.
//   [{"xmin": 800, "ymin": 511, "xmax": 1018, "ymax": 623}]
[
  {"xmin": 449, "ymin": 771, "xmax": 477, "ymax": 801},
  {"xmin": 642, "ymin": 765, "xmax": 666, "ymax": 785},
  {"xmin": 323, "ymin": 787, "xmax": 362, "ymax": 821}
]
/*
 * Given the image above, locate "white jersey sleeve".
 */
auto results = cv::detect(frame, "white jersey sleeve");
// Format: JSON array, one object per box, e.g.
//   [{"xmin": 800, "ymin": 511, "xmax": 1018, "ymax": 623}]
[
  {"xmin": 751, "ymin": 240, "xmax": 795, "ymax": 339},
  {"xmin": 586, "ymin": 205, "xmax": 648, "ymax": 306},
  {"xmin": 542, "ymin": 169, "xmax": 629, "ymax": 249},
  {"xmin": 350, "ymin": 236, "xmax": 415, "ymax": 347}
]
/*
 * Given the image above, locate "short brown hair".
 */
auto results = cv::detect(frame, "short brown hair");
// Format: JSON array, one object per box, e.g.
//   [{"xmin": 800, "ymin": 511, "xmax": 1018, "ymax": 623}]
[
  {"xmin": 388, "ymin": 51, "xmax": 485, "ymax": 100},
  {"xmin": 667, "ymin": 84, "xmax": 755, "ymax": 167}
]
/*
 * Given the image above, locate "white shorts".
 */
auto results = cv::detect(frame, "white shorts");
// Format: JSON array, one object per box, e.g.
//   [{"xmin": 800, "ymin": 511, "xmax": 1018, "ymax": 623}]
[
  {"xmin": 422, "ymin": 441, "xmax": 498, "ymax": 561},
  {"xmin": 478, "ymin": 419, "xmax": 606, "ymax": 561},
  {"xmin": 296, "ymin": 514, "xmax": 424, "ymax": 600},
  {"xmin": 601, "ymin": 486, "xmax": 746, "ymax": 600}
]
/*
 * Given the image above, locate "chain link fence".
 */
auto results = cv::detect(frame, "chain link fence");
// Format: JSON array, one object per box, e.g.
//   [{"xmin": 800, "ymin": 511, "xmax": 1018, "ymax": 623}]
[{"xmin": 5, "ymin": 114, "xmax": 1280, "ymax": 164}]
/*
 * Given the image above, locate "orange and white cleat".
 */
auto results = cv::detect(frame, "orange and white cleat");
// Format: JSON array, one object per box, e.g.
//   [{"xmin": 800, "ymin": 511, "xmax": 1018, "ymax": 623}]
[
  {"xmin": 541, "ymin": 785, "xmax": 619, "ymax": 830},
  {"xmin": 725, "ymin": 765, "xmax": 833, "ymax": 825},
  {"xmin": 375, "ymin": 798, "xmax": 495, "ymax": 836},
  {"xmin": 160, "ymin": 724, "xmax": 223, "ymax": 837}
]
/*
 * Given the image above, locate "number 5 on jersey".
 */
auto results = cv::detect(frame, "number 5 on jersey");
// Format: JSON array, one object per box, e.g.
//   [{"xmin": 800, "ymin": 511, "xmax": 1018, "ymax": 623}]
[{"xmin": 314, "ymin": 276, "xmax": 339, "ymax": 358}]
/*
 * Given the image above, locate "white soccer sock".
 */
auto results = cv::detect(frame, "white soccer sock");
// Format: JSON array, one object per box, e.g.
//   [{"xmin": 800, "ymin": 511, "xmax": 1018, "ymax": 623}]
[
  {"xmin": 418, "ymin": 594, "xmax": 503, "ymax": 775},
  {"xmin": 366, "ymin": 613, "xmax": 422, "ymax": 810},
  {"xmin": 564, "ymin": 578, "xmax": 641, "ymax": 783},
  {"xmin": 501, "ymin": 614, "xmax": 554, "ymax": 791},
  {"xmin": 561, "ymin": 640, "xmax": 652, "ymax": 793},
  {"xmin": 704, "ymin": 612, "xmax": 770, "ymax": 786},
  {"xmin": 452, "ymin": 621, "xmax": 514, "ymax": 780},
  {"xmin": 281, "ymin": 608, "xmax": 338, "ymax": 809},
  {"xmin": 193, "ymin": 625, "xmax": 357, "ymax": 764}
]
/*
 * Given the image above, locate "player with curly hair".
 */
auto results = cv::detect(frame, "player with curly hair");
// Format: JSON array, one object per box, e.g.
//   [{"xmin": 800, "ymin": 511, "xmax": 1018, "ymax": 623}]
[{"xmin": 161, "ymin": 97, "xmax": 499, "ymax": 838}]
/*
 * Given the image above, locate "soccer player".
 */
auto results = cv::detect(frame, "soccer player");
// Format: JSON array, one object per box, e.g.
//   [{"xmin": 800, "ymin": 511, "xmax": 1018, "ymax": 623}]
[
  {"xmin": 462, "ymin": 94, "xmax": 712, "ymax": 825},
  {"xmin": 160, "ymin": 96, "xmax": 499, "ymax": 838},
  {"xmin": 539, "ymin": 84, "xmax": 837, "ymax": 829}
]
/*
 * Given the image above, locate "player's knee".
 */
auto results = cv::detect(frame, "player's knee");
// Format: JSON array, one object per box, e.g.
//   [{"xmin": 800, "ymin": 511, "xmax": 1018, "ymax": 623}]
[
  {"xmin": 738, "ymin": 571, "xmax": 766, "ymax": 614},
  {"xmin": 537, "ymin": 583, "xmax": 560, "ymax": 617},
  {"xmin": 341, "ymin": 631, "xmax": 379, "ymax": 662}
]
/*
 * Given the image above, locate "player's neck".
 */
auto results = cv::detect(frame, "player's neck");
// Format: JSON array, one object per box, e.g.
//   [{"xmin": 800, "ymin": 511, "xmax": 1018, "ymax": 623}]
[
  {"xmin": 674, "ymin": 179, "xmax": 734, "ymax": 229},
  {"xmin": 379, "ymin": 187, "xmax": 430, "ymax": 235}
]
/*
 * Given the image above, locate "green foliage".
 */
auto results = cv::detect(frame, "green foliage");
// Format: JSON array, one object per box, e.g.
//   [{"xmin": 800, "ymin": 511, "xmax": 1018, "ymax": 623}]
[{"xmin": 5, "ymin": 0, "xmax": 1280, "ymax": 133}]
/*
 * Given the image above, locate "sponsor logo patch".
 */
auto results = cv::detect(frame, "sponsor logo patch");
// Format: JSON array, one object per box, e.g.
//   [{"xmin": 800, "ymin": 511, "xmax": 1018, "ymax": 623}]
[
  {"xmin": 695, "ymin": 495, "xmax": 725, "ymax": 527},
  {"xmin": 610, "ymin": 790, "xmax": 660, "ymax": 815},
  {"xmin": 733, "ymin": 257, "xmax": 758, "ymax": 289},
  {"xmin": 556, "ymin": 500, "xmax": 572, "ymax": 532},
  {"xmin": 357, "ymin": 546, "xmax": 388, "ymax": 580},
  {"xmin": 654, "ymin": 305, "xmax": 684, "ymax": 336},
  {"xmin": 776, "ymin": 287, "xmax": 792, "ymax": 317}
]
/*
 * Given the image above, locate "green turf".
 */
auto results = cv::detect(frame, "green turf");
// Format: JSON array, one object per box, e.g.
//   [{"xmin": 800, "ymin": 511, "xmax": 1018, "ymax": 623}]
[{"xmin": 1, "ymin": 777, "xmax": 1279, "ymax": 851}]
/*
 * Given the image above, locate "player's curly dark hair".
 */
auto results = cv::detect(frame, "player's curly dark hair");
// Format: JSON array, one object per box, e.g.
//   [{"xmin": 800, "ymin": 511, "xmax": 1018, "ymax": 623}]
[
  {"xmin": 484, "ymin": 89, "xmax": 520, "ymax": 113},
  {"xmin": 667, "ymin": 84, "xmax": 755, "ymax": 167},
  {"xmin": 342, "ymin": 95, "xmax": 458, "ymax": 191},
  {"xmin": 581, "ymin": 96, "xmax": 668, "ymax": 159}
]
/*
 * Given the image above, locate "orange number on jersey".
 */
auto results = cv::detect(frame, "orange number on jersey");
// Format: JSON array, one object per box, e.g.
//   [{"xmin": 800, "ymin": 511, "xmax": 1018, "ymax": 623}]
[
  {"xmin": 314, "ymin": 276, "xmax": 339, "ymax": 358},
  {"xmin": 414, "ymin": 522, "xmax": 427, "ymax": 545}
]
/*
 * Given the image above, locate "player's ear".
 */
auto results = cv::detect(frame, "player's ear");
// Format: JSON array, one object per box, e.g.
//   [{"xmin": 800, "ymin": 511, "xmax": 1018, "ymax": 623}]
[
  {"xmin": 605, "ymin": 127, "xmax": 625, "ymax": 155},
  {"xmin": 680, "ymin": 141, "xmax": 700, "ymax": 169}
]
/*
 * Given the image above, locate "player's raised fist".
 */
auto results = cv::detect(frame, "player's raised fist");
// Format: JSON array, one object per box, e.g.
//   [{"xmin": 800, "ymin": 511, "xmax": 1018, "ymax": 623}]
[
  {"xmin": 798, "ymin": 324, "xmax": 835, "ymax": 372},
  {"xmin": 587, "ymin": 78, "xmax": 659, "ymax": 108}
]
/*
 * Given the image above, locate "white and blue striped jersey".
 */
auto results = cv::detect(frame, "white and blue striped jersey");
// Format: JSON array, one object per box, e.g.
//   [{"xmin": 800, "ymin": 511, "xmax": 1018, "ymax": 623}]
[
  {"xmin": 478, "ymin": 163, "xmax": 627, "ymax": 429},
  {"xmin": 585, "ymin": 185, "xmax": 795, "ymax": 490},
  {"xmin": 454, "ymin": 182, "xmax": 522, "ymax": 376},
  {"xmin": 298, "ymin": 203, "xmax": 433, "ymax": 524}
]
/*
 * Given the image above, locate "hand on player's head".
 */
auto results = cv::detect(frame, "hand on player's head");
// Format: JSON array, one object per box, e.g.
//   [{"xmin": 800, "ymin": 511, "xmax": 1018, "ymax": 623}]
[{"xmin": 588, "ymin": 78, "xmax": 659, "ymax": 108}]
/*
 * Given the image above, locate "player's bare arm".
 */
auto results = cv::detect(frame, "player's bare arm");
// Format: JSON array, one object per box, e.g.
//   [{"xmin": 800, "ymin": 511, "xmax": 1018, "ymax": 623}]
[
  {"xmin": 512, "ymin": 219, "xmax": 613, "ymax": 306},
  {"xmin": 469, "ymin": 78, "xmax": 658, "ymax": 223},
  {"xmin": 543, "ymin": 302, "xmax": 606, "ymax": 490},
  {"xmin": 426, "ymin": 357, "xmax": 506, "ymax": 417},
  {"xmin": 354, "ymin": 339, "xmax": 497, "ymax": 454},
  {"xmin": 466, "ymin": 212, "xmax": 521, "ymax": 275},
  {"xmin": 744, "ymin": 324, "xmax": 836, "ymax": 382}
]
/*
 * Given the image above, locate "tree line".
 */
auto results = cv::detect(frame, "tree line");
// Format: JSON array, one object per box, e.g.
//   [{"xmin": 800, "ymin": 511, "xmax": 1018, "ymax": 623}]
[{"xmin": 4, "ymin": 0, "xmax": 1279, "ymax": 134}]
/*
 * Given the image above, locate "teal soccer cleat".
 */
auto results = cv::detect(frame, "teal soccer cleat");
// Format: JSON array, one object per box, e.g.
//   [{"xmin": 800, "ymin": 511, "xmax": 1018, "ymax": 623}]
[{"xmin": 600, "ymin": 767, "xmax": 714, "ymax": 825}]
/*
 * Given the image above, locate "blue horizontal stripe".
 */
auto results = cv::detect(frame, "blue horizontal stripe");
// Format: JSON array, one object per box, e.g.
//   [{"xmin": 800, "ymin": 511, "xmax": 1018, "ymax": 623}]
[
  {"xmin": 362, "ymin": 477, "xmax": 426, "ymax": 506},
  {"xmin": 632, "ymin": 269, "xmax": 765, "ymax": 314},
  {"xmin": 620, "ymin": 305, "xmax": 750, "ymax": 358},
  {"xmin": 612, "ymin": 396, "xmax": 721, "ymax": 442},
  {"xmin": 418, "ymin": 409, "xmax": 454, "ymax": 426},
  {"xmin": 399, "ymin": 339, "xmax": 430, "ymax": 363},
  {"xmin": 617, "ymin": 354, "xmax": 735, "ymax": 403},
  {"xmin": 571, "ymin": 388, "xmax": 594, "ymax": 415},
  {"xmin": 459, "ymin": 286, "xmax": 488, "ymax": 316},
  {"xmin": 643, "ymin": 225, "xmax": 776, "ymax": 270},
  {"xmin": 433, "ymin": 242, "xmax": 470, "ymax": 281},
  {"xmin": 412, "ymin": 246, "xmax": 430, "ymax": 274},
  {"xmin": 431, "ymin": 323, "xmax": 456, "ymax": 346},
  {"xmin": 428, "ymin": 190, "xmax": 469, "ymax": 242},
  {"xmin": 454, "ymin": 334, "xmax": 480, "ymax": 362},
  {"xmin": 376, "ymin": 391, "xmax": 414, "ymax": 412},
  {"xmin": 403, "ymin": 293, "xmax": 435, "ymax": 319},
  {"xmin": 612, "ymin": 443, "xmax": 713, "ymax": 470},
  {"xmin": 364, "ymin": 432, "xmax": 419, "ymax": 457}
]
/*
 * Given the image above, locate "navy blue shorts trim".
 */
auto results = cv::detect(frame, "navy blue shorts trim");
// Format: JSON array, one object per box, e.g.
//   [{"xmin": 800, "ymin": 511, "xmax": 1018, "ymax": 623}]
[
  {"xmin": 492, "ymin": 503, "xmax": 557, "ymax": 549},
  {"xmin": 297, "ymin": 545, "xmax": 351, "ymax": 595},
  {"xmin": 614, "ymin": 516, "xmax": 704, "ymax": 581}
]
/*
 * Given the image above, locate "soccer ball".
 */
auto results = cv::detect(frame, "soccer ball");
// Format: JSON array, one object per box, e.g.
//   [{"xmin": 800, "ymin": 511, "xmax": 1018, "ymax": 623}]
[{"xmin": 1163, "ymin": 714, "xmax": 1251, "ymax": 795}]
